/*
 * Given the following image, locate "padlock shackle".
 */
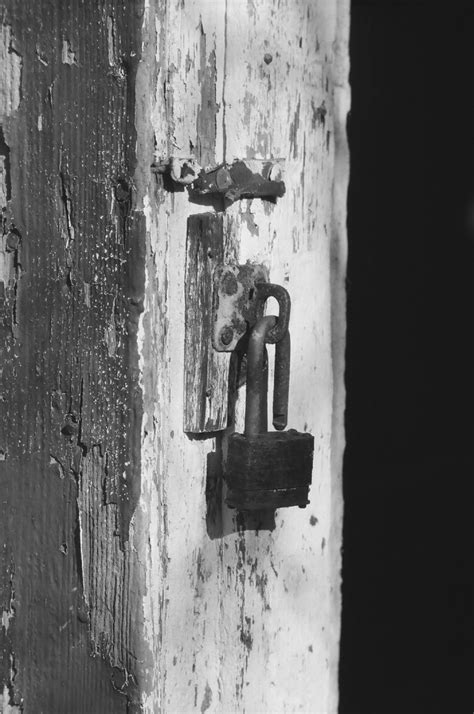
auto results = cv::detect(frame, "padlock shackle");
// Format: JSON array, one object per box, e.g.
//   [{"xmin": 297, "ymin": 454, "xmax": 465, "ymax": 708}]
[
  {"xmin": 245, "ymin": 316, "xmax": 275, "ymax": 437},
  {"xmin": 245, "ymin": 315, "xmax": 291, "ymax": 437},
  {"xmin": 273, "ymin": 330, "xmax": 290, "ymax": 431},
  {"xmin": 255, "ymin": 282, "xmax": 291, "ymax": 344}
]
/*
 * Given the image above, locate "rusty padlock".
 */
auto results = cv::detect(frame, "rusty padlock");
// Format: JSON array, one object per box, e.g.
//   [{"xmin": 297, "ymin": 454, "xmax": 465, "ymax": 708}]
[{"xmin": 225, "ymin": 313, "xmax": 314, "ymax": 511}]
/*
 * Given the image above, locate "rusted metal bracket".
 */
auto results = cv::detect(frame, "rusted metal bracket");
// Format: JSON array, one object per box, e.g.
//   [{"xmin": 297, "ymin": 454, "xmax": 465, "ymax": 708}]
[
  {"xmin": 152, "ymin": 158, "xmax": 285, "ymax": 204},
  {"xmin": 213, "ymin": 268, "xmax": 291, "ymax": 351},
  {"xmin": 212, "ymin": 264, "xmax": 268, "ymax": 352},
  {"xmin": 183, "ymin": 216, "xmax": 291, "ymax": 434},
  {"xmin": 192, "ymin": 160, "xmax": 285, "ymax": 203}
]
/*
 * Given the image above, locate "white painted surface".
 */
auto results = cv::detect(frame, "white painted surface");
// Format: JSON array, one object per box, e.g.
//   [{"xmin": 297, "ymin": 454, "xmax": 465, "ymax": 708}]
[
  {"xmin": 0, "ymin": 24, "xmax": 21, "ymax": 120},
  {"xmin": 133, "ymin": 1, "xmax": 350, "ymax": 711}
]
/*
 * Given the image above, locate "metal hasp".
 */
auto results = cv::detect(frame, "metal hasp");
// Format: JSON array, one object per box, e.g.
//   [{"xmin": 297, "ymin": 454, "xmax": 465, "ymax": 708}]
[
  {"xmin": 192, "ymin": 160, "xmax": 285, "ymax": 203},
  {"xmin": 225, "ymin": 292, "xmax": 314, "ymax": 512},
  {"xmin": 182, "ymin": 219, "xmax": 288, "ymax": 434},
  {"xmin": 213, "ymin": 269, "xmax": 291, "ymax": 352},
  {"xmin": 152, "ymin": 158, "xmax": 285, "ymax": 204},
  {"xmin": 212, "ymin": 264, "xmax": 268, "ymax": 352}
]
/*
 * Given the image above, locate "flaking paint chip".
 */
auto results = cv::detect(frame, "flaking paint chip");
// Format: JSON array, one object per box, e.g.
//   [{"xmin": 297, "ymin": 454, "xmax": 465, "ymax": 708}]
[{"xmin": 61, "ymin": 40, "xmax": 77, "ymax": 65}]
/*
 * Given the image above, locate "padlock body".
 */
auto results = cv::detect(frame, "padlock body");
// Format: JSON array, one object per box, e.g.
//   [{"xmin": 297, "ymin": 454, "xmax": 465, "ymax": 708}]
[{"xmin": 225, "ymin": 429, "xmax": 314, "ymax": 510}]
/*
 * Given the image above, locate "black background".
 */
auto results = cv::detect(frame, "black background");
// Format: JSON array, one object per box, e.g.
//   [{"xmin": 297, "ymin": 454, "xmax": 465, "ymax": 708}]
[{"xmin": 340, "ymin": 2, "xmax": 473, "ymax": 712}]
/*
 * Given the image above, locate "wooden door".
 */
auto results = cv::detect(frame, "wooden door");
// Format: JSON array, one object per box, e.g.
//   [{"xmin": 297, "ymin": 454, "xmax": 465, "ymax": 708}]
[{"xmin": 0, "ymin": 1, "xmax": 349, "ymax": 712}]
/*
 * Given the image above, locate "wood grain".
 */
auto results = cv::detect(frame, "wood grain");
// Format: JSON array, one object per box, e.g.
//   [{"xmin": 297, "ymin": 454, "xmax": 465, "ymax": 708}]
[
  {"xmin": 183, "ymin": 212, "xmax": 230, "ymax": 433},
  {"xmin": 138, "ymin": 0, "xmax": 350, "ymax": 712},
  {"xmin": 0, "ymin": 0, "xmax": 350, "ymax": 710},
  {"xmin": 0, "ymin": 2, "xmax": 145, "ymax": 711}
]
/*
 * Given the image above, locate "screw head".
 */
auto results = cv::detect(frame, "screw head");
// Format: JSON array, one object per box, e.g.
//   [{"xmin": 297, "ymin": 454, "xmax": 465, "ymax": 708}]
[
  {"xmin": 215, "ymin": 167, "xmax": 233, "ymax": 190},
  {"xmin": 220, "ymin": 325, "xmax": 234, "ymax": 346},
  {"xmin": 222, "ymin": 272, "xmax": 238, "ymax": 295}
]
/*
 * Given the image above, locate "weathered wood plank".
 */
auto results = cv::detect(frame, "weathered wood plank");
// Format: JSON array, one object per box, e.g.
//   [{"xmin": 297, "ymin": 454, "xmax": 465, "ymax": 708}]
[
  {"xmin": 137, "ymin": 0, "xmax": 350, "ymax": 712},
  {"xmin": 0, "ymin": 2, "xmax": 145, "ymax": 711},
  {"xmin": 183, "ymin": 212, "xmax": 229, "ymax": 433},
  {"xmin": 0, "ymin": 0, "xmax": 349, "ymax": 710}
]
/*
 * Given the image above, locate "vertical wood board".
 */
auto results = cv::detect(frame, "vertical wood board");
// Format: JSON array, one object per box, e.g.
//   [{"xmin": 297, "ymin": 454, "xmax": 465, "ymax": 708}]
[
  {"xmin": 137, "ymin": 0, "xmax": 350, "ymax": 712},
  {"xmin": 0, "ymin": 2, "xmax": 146, "ymax": 711},
  {"xmin": 183, "ymin": 212, "xmax": 229, "ymax": 433}
]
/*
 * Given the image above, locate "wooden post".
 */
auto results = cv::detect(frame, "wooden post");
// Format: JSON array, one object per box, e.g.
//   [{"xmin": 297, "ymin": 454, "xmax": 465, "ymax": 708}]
[
  {"xmin": 1, "ymin": 0, "xmax": 349, "ymax": 711},
  {"xmin": 0, "ymin": 3, "xmax": 145, "ymax": 711},
  {"xmin": 137, "ymin": 1, "xmax": 350, "ymax": 712}
]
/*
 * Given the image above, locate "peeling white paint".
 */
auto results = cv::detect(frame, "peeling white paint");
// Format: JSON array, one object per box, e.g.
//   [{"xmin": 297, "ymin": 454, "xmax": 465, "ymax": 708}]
[
  {"xmin": 61, "ymin": 39, "xmax": 77, "ymax": 65},
  {"xmin": 0, "ymin": 154, "xmax": 8, "ymax": 208},
  {"xmin": 104, "ymin": 298, "xmax": 117, "ymax": 356},
  {"xmin": 49, "ymin": 454, "xmax": 65, "ymax": 479},
  {"xmin": 0, "ymin": 232, "xmax": 16, "ymax": 291},
  {"xmin": 0, "ymin": 685, "xmax": 22, "ymax": 714},
  {"xmin": 0, "ymin": 24, "xmax": 21, "ymax": 119},
  {"xmin": 136, "ymin": 0, "xmax": 350, "ymax": 711},
  {"xmin": 2, "ymin": 608, "xmax": 13, "ymax": 632},
  {"xmin": 83, "ymin": 281, "xmax": 91, "ymax": 308}
]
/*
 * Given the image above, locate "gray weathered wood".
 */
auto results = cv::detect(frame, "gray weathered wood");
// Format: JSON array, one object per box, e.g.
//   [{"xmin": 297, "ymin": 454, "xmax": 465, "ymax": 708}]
[
  {"xmin": 0, "ymin": 2, "xmax": 145, "ymax": 711},
  {"xmin": 183, "ymin": 212, "xmax": 230, "ymax": 433}
]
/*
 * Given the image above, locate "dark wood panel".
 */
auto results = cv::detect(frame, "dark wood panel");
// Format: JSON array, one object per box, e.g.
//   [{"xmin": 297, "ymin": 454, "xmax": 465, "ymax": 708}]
[{"xmin": 0, "ymin": 2, "xmax": 145, "ymax": 711}]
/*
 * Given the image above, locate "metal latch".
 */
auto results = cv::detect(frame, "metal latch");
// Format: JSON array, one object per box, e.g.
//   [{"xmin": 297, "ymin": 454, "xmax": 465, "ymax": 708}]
[
  {"xmin": 152, "ymin": 158, "xmax": 285, "ymax": 205},
  {"xmin": 213, "ymin": 265, "xmax": 291, "ymax": 351}
]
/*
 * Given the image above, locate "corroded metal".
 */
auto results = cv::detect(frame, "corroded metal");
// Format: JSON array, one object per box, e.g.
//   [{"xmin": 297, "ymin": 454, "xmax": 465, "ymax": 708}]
[
  {"xmin": 225, "ymin": 298, "xmax": 314, "ymax": 512},
  {"xmin": 191, "ymin": 159, "xmax": 285, "ymax": 203},
  {"xmin": 213, "ymin": 270, "xmax": 291, "ymax": 353},
  {"xmin": 273, "ymin": 331, "xmax": 290, "ymax": 431},
  {"xmin": 244, "ymin": 316, "xmax": 275, "ymax": 437},
  {"xmin": 244, "ymin": 315, "xmax": 290, "ymax": 435},
  {"xmin": 255, "ymin": 282, "xmax": 291, "ymax": 344},
  {"xmin": 212, "ymin": 264, "xmax": 268, "ymax": 352},
  {"xmin": 152, "ymin": 158, "xmax": 286, "ymax": 204}
]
